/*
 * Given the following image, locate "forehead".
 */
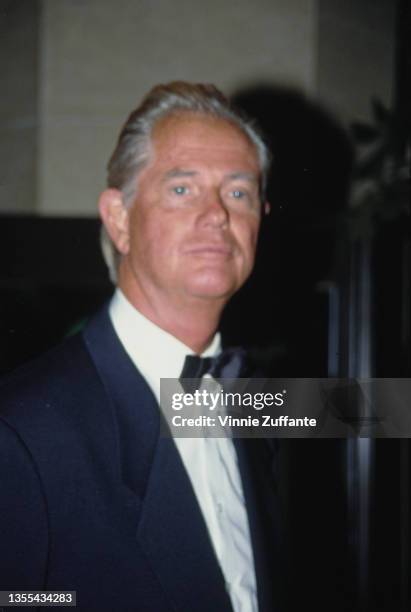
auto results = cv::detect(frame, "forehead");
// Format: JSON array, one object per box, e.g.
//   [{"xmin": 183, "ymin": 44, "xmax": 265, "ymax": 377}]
[{"xmin": 148, "ymin": 112, "xmax": 260, "ymax": 174}]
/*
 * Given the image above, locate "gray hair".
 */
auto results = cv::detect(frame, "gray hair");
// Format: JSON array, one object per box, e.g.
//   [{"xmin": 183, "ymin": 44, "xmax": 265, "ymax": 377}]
[{"xmin": 101, "ymin": 81, "xmax": 271, "ymax": 282}]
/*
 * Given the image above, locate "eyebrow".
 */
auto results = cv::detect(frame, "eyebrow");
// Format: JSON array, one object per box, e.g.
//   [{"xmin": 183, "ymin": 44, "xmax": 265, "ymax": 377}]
[
  {"xmin": 162, "ymin": 168, "xmax": 259, "ymax": 183},
  {"xmin": 162, "ymin": 168, "xmax": 198, "ymax": 181},
  {"xmin": 224, "ymin": 172, "xmax": 259, "ymax": 184}
]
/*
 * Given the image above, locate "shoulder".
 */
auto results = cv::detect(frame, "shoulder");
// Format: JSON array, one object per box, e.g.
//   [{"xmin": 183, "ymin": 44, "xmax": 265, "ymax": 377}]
[
  {"xmin": 0, "ymin": 328, "xmax": 116, "ymax": 521},
  {"xmin": 0, "ymin": 331, "xmax": 111, "ymax": 454},
  {"xmin": 0, "ymin": 333, "xmax": 97, "ymax": 416}
]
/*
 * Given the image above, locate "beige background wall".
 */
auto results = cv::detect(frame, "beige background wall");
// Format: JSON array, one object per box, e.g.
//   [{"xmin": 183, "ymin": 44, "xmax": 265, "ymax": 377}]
[
  {"xmin": 0, "ymin": 0, "xmax": 396, "ymax": 217},
  {"xmin": 38, "ymin": 0, "xmax": 317, "ymax": 217},
  {"xmin": 0, "ymin": 0, "xmax": 40, "ymax": 214}
]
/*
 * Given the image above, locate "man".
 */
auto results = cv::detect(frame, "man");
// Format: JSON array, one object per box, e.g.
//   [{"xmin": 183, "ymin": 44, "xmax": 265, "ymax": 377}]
[{"xmin": 0, "ymin": 82, "xmax": 282, "ymax": 611}]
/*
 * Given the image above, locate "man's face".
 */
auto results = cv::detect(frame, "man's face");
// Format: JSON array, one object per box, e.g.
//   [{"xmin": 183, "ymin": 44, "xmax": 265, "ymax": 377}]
[{"xmin": 117, "ymin": 112, "xmax": 263, "ymax": 308}]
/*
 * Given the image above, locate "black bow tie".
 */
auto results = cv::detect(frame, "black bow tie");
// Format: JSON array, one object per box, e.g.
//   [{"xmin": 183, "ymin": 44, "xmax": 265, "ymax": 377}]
[{"xmin": 180, "ymin": 347, "xmax": 248, "ymax": 382}]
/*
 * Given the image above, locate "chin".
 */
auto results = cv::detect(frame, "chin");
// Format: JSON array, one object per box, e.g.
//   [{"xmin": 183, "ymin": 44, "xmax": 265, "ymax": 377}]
[{"xmin": 185, "ymin": 272, "xmax": 242, "ymax": 300}]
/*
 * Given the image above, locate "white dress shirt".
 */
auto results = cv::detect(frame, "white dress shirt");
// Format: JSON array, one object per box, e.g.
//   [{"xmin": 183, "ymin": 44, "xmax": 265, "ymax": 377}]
[{"xmin": 109, "ymin": 289, "xmax": 258, "ymax": 612}]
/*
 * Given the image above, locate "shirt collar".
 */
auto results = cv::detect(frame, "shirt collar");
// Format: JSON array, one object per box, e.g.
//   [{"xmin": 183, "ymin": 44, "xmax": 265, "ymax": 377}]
[{"xmin": 109, "ymin": 288, "xmax": 221, "ymax": 401}]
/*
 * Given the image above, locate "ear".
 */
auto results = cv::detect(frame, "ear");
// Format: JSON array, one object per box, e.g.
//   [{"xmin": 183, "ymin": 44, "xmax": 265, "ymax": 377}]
[
  {"xmin": 98, "ymin": 189, "xmax": 130, "ymax": 255},
  {"xmin": 263, "ymin": 201, "xmax": 271, "ymax": 216}
]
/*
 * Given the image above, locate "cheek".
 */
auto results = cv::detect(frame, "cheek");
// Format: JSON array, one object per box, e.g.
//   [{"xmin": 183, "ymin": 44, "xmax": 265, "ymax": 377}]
[
  {"xmin": 128, "ymin": 209, "xmax": 161, "ymax": 251},
  {"xmin": 133, "ymin": 215, "xmax": 183, "ymax": 265},
  {"xmin": 236, "ymin": 219, "xmax": 260, "ymax": 259}
]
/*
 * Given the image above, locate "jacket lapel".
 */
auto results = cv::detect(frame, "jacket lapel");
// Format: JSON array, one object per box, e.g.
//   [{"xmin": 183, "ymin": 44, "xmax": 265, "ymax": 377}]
[
  {"xmin": 137, "ymin": 434, "xmax": 234, "ymax": 612},
  {"xmin": 83, "ymin": 306, "xmax": 233, "ymax": 612}
]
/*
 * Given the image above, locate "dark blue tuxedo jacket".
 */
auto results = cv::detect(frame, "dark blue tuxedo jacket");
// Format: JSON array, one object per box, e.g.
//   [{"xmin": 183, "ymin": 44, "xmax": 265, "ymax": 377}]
[{"xmin": 0, "ymin": 306, "xmax": 283, "ymax": 611}]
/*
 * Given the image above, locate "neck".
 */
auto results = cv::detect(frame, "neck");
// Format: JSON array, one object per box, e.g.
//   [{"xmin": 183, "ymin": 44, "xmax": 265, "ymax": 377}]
[
  {"xmin": 154, "ymin": 306, "xmax": 221, "ymax": 354},
  {"xmin": 118, "ymin": 282, "xmax": 225, "ymax": 355}
]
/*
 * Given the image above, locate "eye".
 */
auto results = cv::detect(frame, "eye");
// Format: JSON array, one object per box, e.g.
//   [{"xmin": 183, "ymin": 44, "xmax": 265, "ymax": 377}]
[
  {"xmin": 226, "ymin": 186, "xmax": 260, "ymax": 212},
  {"xmin": 173, "ymin": 185, "xmax": 189, "ymax": 195},
  {"xmin": 231, "ymin": 189, "xmax": 246, "ymax": 199}
]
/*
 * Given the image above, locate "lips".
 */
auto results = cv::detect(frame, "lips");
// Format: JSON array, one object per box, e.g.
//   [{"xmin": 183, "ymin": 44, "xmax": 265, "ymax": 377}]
[{"xmin": 185, "ymin": 244, "xmax": 234, "ymax": 258}]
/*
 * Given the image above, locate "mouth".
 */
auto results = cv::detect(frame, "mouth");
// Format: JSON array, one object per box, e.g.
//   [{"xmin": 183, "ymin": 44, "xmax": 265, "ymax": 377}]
[{"xmin": 185, "ymin": 244, "xmax": 234, "ymax": 259}]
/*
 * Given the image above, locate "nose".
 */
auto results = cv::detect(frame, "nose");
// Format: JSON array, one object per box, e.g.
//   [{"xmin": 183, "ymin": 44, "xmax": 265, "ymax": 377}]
[{"xmin": 199, "ymin": 190, "xmax": 229, "ymax": 229}]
